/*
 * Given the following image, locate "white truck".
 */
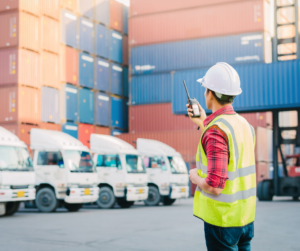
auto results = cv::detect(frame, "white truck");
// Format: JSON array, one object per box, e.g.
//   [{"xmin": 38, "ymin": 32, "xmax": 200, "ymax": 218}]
[
  {"xmin": 30, "ymin": 129, "xmax": 99, "ymax": 212},
  {"xmin": 90, "ymin": 134, "xmax": 149, "ymax": 209},
  {"xmin": 137, "ymin": 138, "xmax": 189, "ymax": 206},
  {"xmin": 0, "ymin": 126, "xmax": 35, "ymax": 216}
]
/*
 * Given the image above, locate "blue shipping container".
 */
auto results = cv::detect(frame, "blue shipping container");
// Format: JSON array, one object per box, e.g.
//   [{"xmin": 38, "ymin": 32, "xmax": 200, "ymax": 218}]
[
  {"xmin": 110, "ymin": 64, "xmax": 123, "ymax": 96},
  {"xmin": 61, "ymin": 84, "xmax": 78, "ymax": 122},
  {"xmin": 131, "ymin": 32, "xmax": 271, "ymax": 75},
  {"xmin": 96, "ymin": 58, "xmax": 110, "ymax": 92},
  {"xmin": 130, "ymin": 73, "xmax": 172, "ymax": 105},
  {"xmin": 95, "ymin": 0, "xmax": 109, "ymax": 26},
  {"xmin": 111, "ymin": 129, "xmax": 123, "ymax": 136},
  {"xmin": 78, "ymin": 88, "xmax": 94, "ymax": 124},
  {"xmin": 41, "ymin": 87, "xmax": 60, "ymax": 124},
  {"xmin": 124, "ymin": 99, "xmax": 128, "ymax": 129},
  {"xmin": 79, "ymin": 53, "xmax": 94, "ymax": 89},
  {"xmin": 123, "ymin": 5, "xmax": 128, "ymax": 35},
  {"xmin": 79, "ymin": 0, "xmax": 94, "ymax": 20},
  {"xmin": 123, "ymin": 67, "xmax": 129, "ymax": 98},
  {"xmin": 79, "ymin": 17, "xmax": 94, "ymax": 54},
  {"xmin": 61, "ymin": 9, "xmax": 78, "ymax": 48},
  {"xmin": 109, "ymin": 30, "xmax": 123, "ymax": 64},
  {"xmin": 96, "ymin": 24, "xmax": 109, "ymax": 59},
  {"xmin": 95, "ymin": 92, "xmax": 110, "ymax": 126},
  {"xmin": 111, "ymin": 97, "xmax": 124, "ymax": 129},
  {"xmin": 172, "ymin": 60, "xmax": 300, "ymax": 114},
  {"xmin": 62, "ymin": 122, "xmax": 78, "ymax": 139}
]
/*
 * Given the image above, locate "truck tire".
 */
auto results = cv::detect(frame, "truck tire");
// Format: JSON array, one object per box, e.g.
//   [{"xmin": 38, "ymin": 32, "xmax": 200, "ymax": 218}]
[
  {"xmin": 117, "ymin": 201, "xmax": 134, "ymax": 208},
  {"xmin": 257, "ymin": 180, "xmax": 273, "ymax": 201},
  {"xmin": 96, "ymin": 187, "xmax": 116, "ymax": 209},
  {"xmin": 5, "ymin": 202, "xmax": 20, "ymax": 216},
  {"xmin": 163, "ymin": 197, "xmax": 176, "ymax": 206},
  {"xmin": 36, "ymin": 187, "xmax": 58, "ymax": 212},
  {"xmin": 64, "ymin": 203, "xmax": 83, "ymax": 212},
  {"xmin": 144, "ymin": 186, "xmax": 161, "ymax": 206}
]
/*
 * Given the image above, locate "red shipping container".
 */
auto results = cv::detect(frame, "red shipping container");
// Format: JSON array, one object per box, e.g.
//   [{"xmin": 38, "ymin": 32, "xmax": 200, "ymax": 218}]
[
  {"xmin": 78, "ymin": 123, "xmax": 95, "ymax": 148},
  {"xmin": 41, "ymin": 51, "xmax": 60, "ymax": 89},
  {"xmin": 129, "ymin": 103, "xmax": 198, "ymax": 133},
  {"xmin": 0, "ymin": 48, "xmax": 40, "ymax": 88},
  {"xmin": 95, "ymin": 126, "xmax": 110, "ymax": 135},
  {"xmin": 240, "ymin": 112, "xmax": 268, "ymax": 128},
  {"xmin": 255, "ymin": 127, "xmax": 268, "ymax": 162},
  {"xmin": 61, "ymin": 0, "xmax": 78, "ymax": 13},
  {"xmin": 40, "ymin": 122, "xmax": 61, "ymax": 131},
  {"xmin": 41, "ymin": 16, "xmax": 60, "ymax": 54},
  {"xmin": 256, "ymin": 162, "xmax": 269, "ymax": 184},
  {"xmin": 60, "ymin": 45, "xmax": 78, "ymax": 85},
  {"xmin": 110, "ymin": 0, "xmax": 123, "ymax": 32},
  {"xmin": 123, "ymin": 35, "xmax": 128, "ymax": 66},
  {"xmin": 0, "ymin": 11, "xmax": 40, "ymax": 52},
  {"xmin": 0, "ymin": 85, "xmax": 41, "ymax": 124},
  {"xmin": 129, "ymin": 0, "xmax": 270, "ymax": 46},
  {"xmin": 0, "ymin": 0, "xmax": 40, "ymax": 16},
  {"xmin": 41, "ymin": 0, "xmax": 60, "ymax": 20}
]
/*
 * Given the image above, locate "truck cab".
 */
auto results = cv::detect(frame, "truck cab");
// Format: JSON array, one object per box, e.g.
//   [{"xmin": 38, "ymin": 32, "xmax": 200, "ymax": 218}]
[
  {"xmin": 0, "ymin": 126, "xmax": 35, "ymax": 216},
  {"xmin": 30, "ymin": 129, "xmax": 99, "ymax": 212},
  {"xmin": 286, "ymin": 154, "xmax": 300, "ymax": 177},
  {"xmin": 91, "ymin": 134, "xmax": 148, "ymax": 209},
  {"xmin": 137, "ymin": 138, "xmax": 189, "ymax": 206}
]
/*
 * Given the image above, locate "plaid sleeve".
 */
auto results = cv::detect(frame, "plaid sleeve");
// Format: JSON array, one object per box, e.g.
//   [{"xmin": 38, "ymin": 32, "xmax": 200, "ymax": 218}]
[{"xmin": 201, "ymin": 125, "xmax": 229, "ymax": 189}]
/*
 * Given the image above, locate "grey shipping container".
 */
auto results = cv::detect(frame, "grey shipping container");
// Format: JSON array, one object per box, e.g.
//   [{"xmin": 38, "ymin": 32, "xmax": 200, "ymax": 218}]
[{"xmin": 41, "ymin": 86, "xmax": 60, "ymax": 124}]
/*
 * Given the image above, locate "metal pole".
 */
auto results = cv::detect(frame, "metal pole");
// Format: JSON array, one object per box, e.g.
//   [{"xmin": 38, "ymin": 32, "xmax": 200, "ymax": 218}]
[
  {"xmin": 273, "ymin": 111, "xmax": 279, "ymax": 196},
  {"xmin": 273, "ymin": 0, "xmax": 278, "ymax": 62},
  {"xmin": 295, "ymin": 0, "xmax": 300, "ymax": 59}
]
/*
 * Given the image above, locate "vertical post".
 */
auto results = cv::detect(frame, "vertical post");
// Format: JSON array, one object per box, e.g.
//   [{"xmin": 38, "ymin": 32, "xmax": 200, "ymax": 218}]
[
  {"xmin": 273, "ymin": 0, "xmax": 278, "ymax": 62},
  {"xmin": 273, "ymin": 111, "xmax": 279, "ymax": 196},
  {"xmin": 295, "ymin": 0, "xmax": 300, "ymax": 59}
]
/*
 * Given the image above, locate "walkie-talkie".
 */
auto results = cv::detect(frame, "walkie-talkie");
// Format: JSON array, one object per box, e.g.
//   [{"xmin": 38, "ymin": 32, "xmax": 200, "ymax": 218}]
[{"xmin": 183, "ymin": 80, "xmax": 201, "ymax": 118}]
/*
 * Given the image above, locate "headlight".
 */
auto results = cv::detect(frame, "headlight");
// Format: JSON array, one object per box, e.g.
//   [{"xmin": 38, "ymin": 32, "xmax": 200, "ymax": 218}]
[
  {"xmin": 68, "ymin": 184, "xmax": 79, "ymax": 188},
  {"xmin": 0, "ymin": 185, "xmax": 10, "ymax": 189},
  {"xmin": 125, "ymin": 183, "xmax": 135, "ymax": 187}
]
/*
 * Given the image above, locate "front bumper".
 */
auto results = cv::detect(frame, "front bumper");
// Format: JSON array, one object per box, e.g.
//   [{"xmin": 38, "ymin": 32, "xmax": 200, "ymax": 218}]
[
  {"xmin": 64, "ymin": 187, "xmax": 99, "ymax": 204},
  {"xmin": 170, "ymin": 185, "xmax": 189, "ymax": 199},
  {"xmin": 126, "ymin": 186, "xmax": 149, "ymax": 201},
  {"xmin": 0, "ymin": 188, "xmax": 35, "ymax": 202}
]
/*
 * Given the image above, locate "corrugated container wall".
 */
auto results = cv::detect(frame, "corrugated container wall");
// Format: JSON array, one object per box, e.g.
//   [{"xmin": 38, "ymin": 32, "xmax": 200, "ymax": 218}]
[
  {"xmin": 79, "ymin": 0, "xmax": 94, "ymax": 19},
  {"xmin": 61, "ymin": 0, "xmax": 78, "ymax": 13},
  {"xmin": 123, "ymin": 35, "xmax": 128, "ymax": 66},
  {"xmin": 95, "ymin": 126, "xmax": 110, "ymax": 135},
  {"xmin": 110, "ymin": 64, "xmax": 123, "ymax": 96},
  {"xmin": 0, "ymin": 11, "xmax": 39, "ymax": 52},
  {"xmin": 78, "ymin": 88, "xmax": 94, "ymax": 124},
  {"xmin": 0, "ymin": 86, "xmax": 40, "ymax": 124},
  {"xmin": 129, "ymin": 0, "xmax": 270, "ymax": 46},
  {"xmin": 79, "ymin": 53, "xmax": 94, "ymax": 89},
  {"xmin": 41, "ymin": 51, "xmax": 60, "ymax": 89},
  {"xmin": 60, "ymin": 45, "xmax": 79, "ymax": 85},
  {"xmin": 41, "ymin": 87, "xmax": 60, "ymax": 124},
  {"xmin": 131, "ymin": 32, "xmax": 272, "ymax": 75},
  {"xmin": 41, "ymin": 16, "xmax": 60, "ymax": 54},
  {"xmin": 123, "ymin": 5, "xmax": 128, "ymax": 35},
  {"xmin": 110, "ymin": 0, "xmax": 123, "ymax": 32},
  {"xmin": 255, "ymin": 127, "xmax": 268, "ymax": 162},
  {"xmin": 256, "ymin": 162, "xmax": 269, "ymax": 184},
  {"xmin": 79, "ymin": 17, "xmax": 94, "ymax": 54},
  {"xmin": 110, "ymin": 31, "xmax": 123, "ymax": 64},
  {"xmin": 62, "ymin": 122, "xmax": 78, "ymax": 139},
  {"xmin": 0, "ymin": 0, "xmax": 40, "ymax": 16},
  {"xmin": 96, "ymin": 24, "xmax": 109, "ymax": 59},
  {"xmin": 123, "ymin": 67, "xmax": 129, "ymax": 97},
  {"xmin": 61, "ymin": 84, "xmax": 78, "ymax": 122},
  {"xmin": 111, "ymin": 97, "xmax": 127, "ymax": 129},
  {"xmin": 78, "ymin": 123, "xmax": 95, "ymax": 148},
  {"xmin": 95, "ymin": 93, "xmax": 110, "ymax": 126},
  {"xmin": 0, "ymin": 48, "xmax": 40, "ymax": 89},
  {"xmin": 96, "ymin": 58, "xmax": 110, "ymax": 92},
  {"xmin": 95, "ymin": 0, "xmax": 110, "ymax": 26},
  {"xmin": 61, "ymin": 9, "xmax": 78, "ymax": 48},
  {"xmin": 40, "ymin": 123, "xmax": 61, "ymax": 131},
  {"xmin": 41, "ymin": 0, "xmax": 60, "ymax": 20},
  {"xmin": 240, "ymin": 112, "xmax": 272, "ymax": 128}
]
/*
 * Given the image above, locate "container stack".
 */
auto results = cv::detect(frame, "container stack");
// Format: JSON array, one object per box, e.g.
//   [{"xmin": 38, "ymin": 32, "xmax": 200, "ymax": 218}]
[{"xmin": 0, "ymin": 0, "xmax": 129, "ymax": 149}]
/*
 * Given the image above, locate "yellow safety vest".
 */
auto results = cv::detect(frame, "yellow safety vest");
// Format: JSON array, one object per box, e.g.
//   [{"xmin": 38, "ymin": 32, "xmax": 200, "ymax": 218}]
[{"xmin": 193, "ymin": 113, "xmax": 256, "ymax": 227}]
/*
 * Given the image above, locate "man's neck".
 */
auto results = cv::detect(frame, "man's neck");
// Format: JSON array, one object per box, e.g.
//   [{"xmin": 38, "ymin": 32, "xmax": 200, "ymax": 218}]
[{"xmin": 212, "ymin": 103, "xmax": 231, "ymax": 113}]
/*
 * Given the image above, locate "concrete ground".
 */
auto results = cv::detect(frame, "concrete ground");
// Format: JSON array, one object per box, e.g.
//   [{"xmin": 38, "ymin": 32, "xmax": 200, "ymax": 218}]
[{"xmin": 0, "ymin": 197, "xmax": 299, "ymax": 251}]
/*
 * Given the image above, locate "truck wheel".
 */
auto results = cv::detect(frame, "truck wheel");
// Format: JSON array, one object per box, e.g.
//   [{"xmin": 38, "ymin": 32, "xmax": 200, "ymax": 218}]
[
  {"xmin": 117, "ymin": 201, "xmax": 134, "ymax": 208},
  {"xmin": 64, "ymin": 203, "xmax": 83, "ymax": 212},
  {"xmin": 96, "ymin": 187, "xmax": 116, "ymax": 209},
  {"xmin": 5, "ymin": 202, "xmax": 20, "ymax": 216},
  {"xmin": 163, "ymin": 197, "xmax": 176, "ymax": 206},
  {"xmin": 257, "ymin": 180, "xmax": 273, "ymax": 201},
  {"xmin": 36, "ymin": 187, "xmax": 58, "ymax": 212},
  {"xmin": 144, "ymin": 186, "xmax": 161, "ymax": 206}
]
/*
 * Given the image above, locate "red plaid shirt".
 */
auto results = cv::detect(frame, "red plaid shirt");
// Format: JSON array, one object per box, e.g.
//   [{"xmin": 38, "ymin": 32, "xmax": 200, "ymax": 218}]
[{"xmin": 201, "ymin": 105, "xmax": 236, "ymax": 189}]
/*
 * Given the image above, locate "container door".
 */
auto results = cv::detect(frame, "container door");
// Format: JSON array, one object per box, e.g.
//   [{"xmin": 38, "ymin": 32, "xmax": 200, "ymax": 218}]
[
  {"xmin": 110, "ymin": 31, "xmax": 123, "ymax": 64},
  {"xmin": 96, "ymin": 93, "xmax": 109, "ymax": 126},
  {"xmin": 61, "ymin": 9, "xmax": 78, "ymax": 48},
  {"xmin": 65, "ymin": 85, "xmax": 78, "ymax": 121},
  {"xmin": 111, "ymin": 97, "xmax": 124, "ymax": 129},
  {"xmin": 62, "ymin": 123, "xmax": 78, "ymax": 139},
  {"xmin": 96, "ymin": 24, "xmax": 109, "ymax": 59},
  {"xmin": 123, "ymin": 67, "xmax": 129, "ymax": 97},
  {"xmin": 79, "ymin": 17, "xmax": 94, "ymax": 54},
  {"xmin": 96, "ymin": 58, "xmax": 109, "ymax": 91},
  {"xmin": 95, "ymin": 0, "xmax": 110, "ymax": 26},
  {"xmin": 78, "ymin": 88, "xmax": 94, "ymax": 124},
  {"xmin": 110, "ymin": 64, "xmax": 122, "ymax": 96},
  {"xmin": 79, "ymin": 53, "xmax": 94, "ymax": 89}
]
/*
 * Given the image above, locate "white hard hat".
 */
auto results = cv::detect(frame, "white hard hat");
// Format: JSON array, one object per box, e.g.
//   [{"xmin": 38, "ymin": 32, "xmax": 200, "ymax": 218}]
[{"xmin": 197, "ymin": 62, "xmax": 242, "ymax": 96}]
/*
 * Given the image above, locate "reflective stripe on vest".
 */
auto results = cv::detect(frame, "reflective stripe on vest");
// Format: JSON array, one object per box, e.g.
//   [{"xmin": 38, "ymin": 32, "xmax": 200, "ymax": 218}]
[{"xmin": 193, "ymin": 114, "xmax": 256, "ymax": 227}]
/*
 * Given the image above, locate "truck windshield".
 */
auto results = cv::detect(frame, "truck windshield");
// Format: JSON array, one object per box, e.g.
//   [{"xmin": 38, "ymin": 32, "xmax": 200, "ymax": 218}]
[
  {"xmin": 168, "ymin": 156, "xmax": 188, "ymax": 174},
  {"xmin": 0, "ymin": 146, "xmax": 33, "ymax": 171},
  {"xmin": 143, "ymin": 156, "xmax": 167, "ymax": 171},
  {"xmin": 286, "ymin": 157, "xmax": 300, "ymax": 167},
  {"xmin": 125, "ymin": 155, "xmax": 146, "ymax": 173},
  {"xmin": 64, "ymin": 150, "xmax": 94, "ymax": 173}
]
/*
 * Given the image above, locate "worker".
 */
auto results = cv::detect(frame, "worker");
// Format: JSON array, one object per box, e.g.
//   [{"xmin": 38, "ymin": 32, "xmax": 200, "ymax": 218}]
[{"xmin": 187, "ymin": 62, "xmax": 256, "ymax": 251}]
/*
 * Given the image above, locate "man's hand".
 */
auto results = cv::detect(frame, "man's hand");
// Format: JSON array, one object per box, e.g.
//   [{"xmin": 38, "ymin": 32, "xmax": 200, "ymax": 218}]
[
  {"xmin": 186, "ymin": 102, "xmax": 207, "ymax": 131},
  {"xmin": 189, "ymin": 168, "xmax": 200, "ymax": 185}
]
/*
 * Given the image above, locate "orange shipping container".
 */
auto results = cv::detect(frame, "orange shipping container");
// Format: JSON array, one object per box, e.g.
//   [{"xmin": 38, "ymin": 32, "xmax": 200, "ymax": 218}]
[
  {"xmin": 95, "ymin": 126, "xmax": 110, "ymax": 135},
  {"xmin": 110, "ymin": 0, "xmax": 123, "ymax": 32},
  {"xmin": 41, "ymin": 0, "xmax": 60, "ymax": 20},
  {"xmin": 61, "ymin": 0, "xmax": 78, "ymax": 13},
  {"xmin": 60, "ymin": 45, "xmax": 78, "ymax": 85},
  {"xmin": 0, "ymin": 48, "xmax": 40, "ymax": 88},
  {"xmin": 0, "ymin": 0, "xmax": 40, "ymax": 16},
  {"xmin": 41, "ymin": 51, "xmax": 60, "ymax": 89},
  {"xmin": 256, "ymin": 162, "xmax": 269, "ymax": 184},
  {"xmin": 123, "ymin": 35, "xmax": 128, "ymax": 66},
  {"xmin": 255, "ymin": 127, "xmax": 268, "ymax": 162},
  {"xmin": 0, "ymin": 85, "xmax": 41, "ymax": 124},
  {"xmin": 41, "ymin": 16, "xmax": 59, "ymax": 54},
  {"xmin": 129, "ymin": 0, "xmax": 271, "ymax": 46},
  {"xmin": 40, "ymin": 122, "xmax": 61, "ymax": 131},
  {"xmin": 0, "ymin": 11, "xmax": 40, "ymax": 52},
  {"xmin": 78, "ymin": 124, "xmax": 95, "ymax": 148}
]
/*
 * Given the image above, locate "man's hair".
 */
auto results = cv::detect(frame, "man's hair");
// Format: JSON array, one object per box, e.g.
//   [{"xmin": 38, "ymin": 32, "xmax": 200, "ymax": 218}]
[{"xmin": 207, "ymin": 89, "xmax": 235, "ymax": 106}]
